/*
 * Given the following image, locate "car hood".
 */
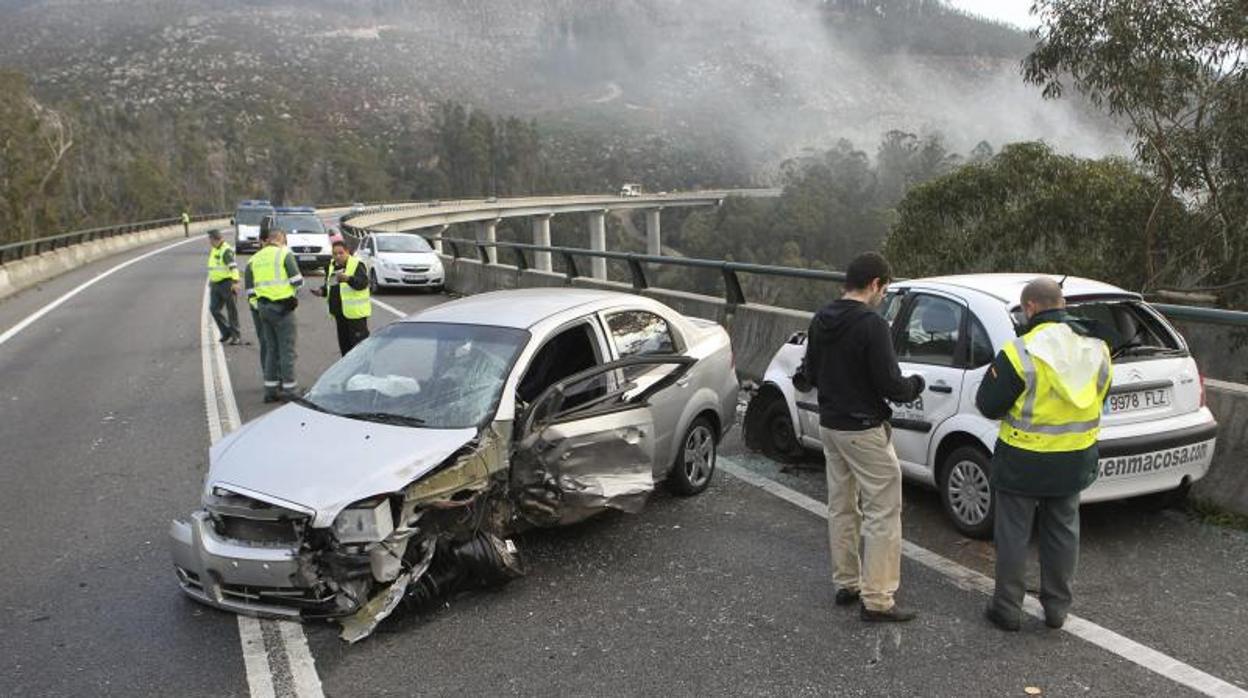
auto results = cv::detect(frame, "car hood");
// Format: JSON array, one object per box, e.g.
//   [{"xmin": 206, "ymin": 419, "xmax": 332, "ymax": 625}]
[
  {"xmin": 207, "ymin": 404, "xmax": 478, "ymax": 527},
  {"xmin": 376, "ymin": 251, "xmax": 440, "ymax": 265}
]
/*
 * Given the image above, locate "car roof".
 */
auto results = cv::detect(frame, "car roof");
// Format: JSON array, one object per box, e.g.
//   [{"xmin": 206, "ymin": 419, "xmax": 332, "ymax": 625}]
[
  {"xmin": 237, "ymin": 200, "xmax": 272, "ymax": 208},
  {"xmin": 897, "ymin": 273, "xmax": 1138, "ymax": 305},
  {"xmin": 403, "ymin": 288, "xmax": 645, "ymax": 329},
  {"xmin": 274, "ymin": 206, "xmax": 316, "ymax": 214}
]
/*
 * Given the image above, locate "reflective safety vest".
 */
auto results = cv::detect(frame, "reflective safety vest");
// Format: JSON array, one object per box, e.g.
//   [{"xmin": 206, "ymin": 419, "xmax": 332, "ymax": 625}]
[
  {"xmin": 248, "ymin": 245, "xmax": 298, "ymax": 302},
  {"xmin": 327, "ymin": 255, "xmax": 371, "ymax": 320},
  {"xmin": 999, "ymin": 322, "xmax": 1112, "ymax": 453},
  {"xmin": 207, "ymin": 243, "xmax": 238, "ymax": 283}
]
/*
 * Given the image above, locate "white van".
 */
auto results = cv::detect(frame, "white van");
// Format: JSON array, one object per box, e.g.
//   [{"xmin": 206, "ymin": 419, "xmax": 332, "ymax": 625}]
[
  {"xmin": 745, "ymin": 274, "xmax": 1218, "ymax": 537},
  {"xmin": 265, "ymin": 207, "xmax": 331, "ymax": 271}
]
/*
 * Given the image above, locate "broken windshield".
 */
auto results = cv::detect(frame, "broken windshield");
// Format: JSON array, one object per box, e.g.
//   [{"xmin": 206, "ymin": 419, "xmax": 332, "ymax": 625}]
[
  {"xmin": 305, "ymin": 322, "xmax": 529, "ymax": 428},
  {"xmin": 1010, "ymin": 299, "xmax": 1185, "ymax": 359}
]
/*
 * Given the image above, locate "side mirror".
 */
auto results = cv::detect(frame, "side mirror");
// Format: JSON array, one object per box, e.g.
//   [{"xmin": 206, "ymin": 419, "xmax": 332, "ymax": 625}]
[
  {"xmin": 260, "ymin": 217, "xmax": 272, "ymax": 236},
  {"xmin": 229, "ymin": 217, "xmax": 236, "ymax": 225}
]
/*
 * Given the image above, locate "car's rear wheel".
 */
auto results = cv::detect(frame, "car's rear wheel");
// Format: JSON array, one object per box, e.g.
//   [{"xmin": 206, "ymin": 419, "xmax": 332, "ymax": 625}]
[
  {"xmin": 744, "ymin": 391, "xmax": 806, "ymax": 463},
  {"xmin": 669, "ymin": 416, "xmax": 717, "ymax": 496},
  {"xmin": 940, "ymin": 446, "xmax": 995, "ymax": 539},
  {"xmin": 1133, "ymin": 480, "xmax": 1191, "ymax": 512}
]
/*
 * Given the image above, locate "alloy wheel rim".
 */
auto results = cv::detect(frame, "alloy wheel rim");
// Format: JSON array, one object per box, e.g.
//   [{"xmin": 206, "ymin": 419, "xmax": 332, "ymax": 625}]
[
  {"xmin": 948, "ymin": 460, "xmax": 991, "ymax": 525},
  {"xmin": 684, "ymin": 425, "xmax": 715, "ymax": 486}
]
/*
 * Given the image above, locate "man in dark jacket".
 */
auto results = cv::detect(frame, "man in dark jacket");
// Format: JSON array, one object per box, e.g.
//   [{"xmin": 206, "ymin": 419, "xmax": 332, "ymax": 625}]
[
  {"xmin": 799, "ymin": 252, "xmax": 926, "ymax": 622},
  {"xmin": 976, "ymin": 277, "xmax": 1112, "ymax": 632},
  {"xmin": 312, "ymin": 240, "xmax": 371, "ymax": 356}
]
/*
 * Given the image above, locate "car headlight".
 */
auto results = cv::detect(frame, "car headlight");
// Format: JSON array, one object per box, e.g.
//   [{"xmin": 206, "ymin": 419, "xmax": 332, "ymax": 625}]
[{"xmin": 333, "ymin": 499, "xmax": 394, "ymax": 543}]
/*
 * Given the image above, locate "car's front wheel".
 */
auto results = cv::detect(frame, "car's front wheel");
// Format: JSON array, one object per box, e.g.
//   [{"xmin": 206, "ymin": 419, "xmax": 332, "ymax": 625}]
[
  {"xmin": 940, "ymin": 446, "xmax": 995, "ymax": 539},
  {"xmin": 369, "ymin": 269, "xmax": 381, "ymax": 294},
  {"xmin": 669, "ymin": 416, "xmax": 717, "ymax": 496}
]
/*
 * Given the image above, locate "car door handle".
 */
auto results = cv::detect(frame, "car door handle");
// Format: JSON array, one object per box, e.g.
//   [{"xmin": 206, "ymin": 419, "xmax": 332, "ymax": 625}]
[{"xmin": 928, "ymin": 383, "xmax": 953, "ymax": 394}]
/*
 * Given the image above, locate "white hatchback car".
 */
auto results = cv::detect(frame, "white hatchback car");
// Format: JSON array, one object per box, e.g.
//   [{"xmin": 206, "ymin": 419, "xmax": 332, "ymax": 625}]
[
  {"xmin": 356, "ymin": 232, "xmax": 445, "ymax": 293},
  {"xmin": 745, "ymin": 274, "xmax": 1219, "ymax": 537}
]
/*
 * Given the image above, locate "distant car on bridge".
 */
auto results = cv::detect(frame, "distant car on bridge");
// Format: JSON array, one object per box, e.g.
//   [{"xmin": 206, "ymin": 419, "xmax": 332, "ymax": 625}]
[
  {"xmin": 263, "ymin": 206, "xmax": 331, "ymax": 271},
  {"xmin": 231, "ymin": 199, "xmax": 274, "ymax": 254},
  {"xmin": 354, "ymin": 232, "xmax": 445, "ymax": 293},
  {"xmin": 745, "ymin": 274, "xmax": 1218, "ymax": 538},
  {"xmin": 619, "ymin": 183, "xmax": 643, "ymax": 197},
  {"xmin": 169, "ymin": 288, "xmax": 739, "ymax": 639}
]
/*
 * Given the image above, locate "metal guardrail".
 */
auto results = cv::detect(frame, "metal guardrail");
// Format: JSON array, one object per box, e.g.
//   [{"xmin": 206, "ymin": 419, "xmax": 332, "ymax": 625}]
[
  {"xmin": 423, "ymin": 235, "xmax": 1248, "ymax": 328},
  {"xmin": 0, "ymin": 212, "xmax": 228, "ymax": 265}
]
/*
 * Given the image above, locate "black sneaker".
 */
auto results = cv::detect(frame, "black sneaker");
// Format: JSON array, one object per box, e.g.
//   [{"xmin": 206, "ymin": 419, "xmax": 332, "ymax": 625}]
[
  {"xmin": 860, "ymin": 604, "xmax": 917, "ymax": 623},
  {"xmin": 228, "ymin": 335, "xmax": 242, "ymax": 345},
  {"xmin": 219, "ymin": 335, "xmax": 231, "ymax": 343},
  {"xmin": 263, "ymin": 393, "xmax": 280, "ymax": 404},
  {"xmin": 984, "ymin": 605, "xmax": 1021, "ymax": 632},
  {"xmin": 834, "ymin": 588, "xmax": 861, "ymax": 606}
]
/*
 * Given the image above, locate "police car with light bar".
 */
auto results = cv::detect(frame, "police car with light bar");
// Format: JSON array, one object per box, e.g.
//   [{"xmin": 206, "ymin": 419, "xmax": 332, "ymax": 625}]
[{"xmin": 745, "ymin": 274, "xmax": 1219, "ymax": 538}]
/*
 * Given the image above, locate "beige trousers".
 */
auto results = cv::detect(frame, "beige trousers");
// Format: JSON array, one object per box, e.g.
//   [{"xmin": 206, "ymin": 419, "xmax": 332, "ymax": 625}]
[{"xmin": 820, "ymin": 424, "xmax": 903, "ymax": 612}]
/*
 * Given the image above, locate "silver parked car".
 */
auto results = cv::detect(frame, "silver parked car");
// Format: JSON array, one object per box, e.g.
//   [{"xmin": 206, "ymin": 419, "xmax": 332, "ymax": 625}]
[{"xmin": 170, "ymin": 288, "xmax": 738, "ymax": 640}]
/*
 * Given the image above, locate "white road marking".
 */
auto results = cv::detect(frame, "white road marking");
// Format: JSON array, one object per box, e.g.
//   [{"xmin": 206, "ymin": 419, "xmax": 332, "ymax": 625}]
[
  {"xmin": 717, "ymin": 458, "xmax": 1248, "ymax": 698},
  {"xmin": 370, "ymin": 297, "xmax": 406, "ymax": 318},
  {"xmin": 0, "ymin": 236, "xmax": 199, "ymax": 347},
  {"xmin": 201, "ymin": 286, "xmax": 325, "ymax": 698}
]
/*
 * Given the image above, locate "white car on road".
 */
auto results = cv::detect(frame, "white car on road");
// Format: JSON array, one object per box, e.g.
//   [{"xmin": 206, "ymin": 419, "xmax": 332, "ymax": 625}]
[
  {"xmin": 356, "ymin": 232, "xmax": 445, "ymax": 293},
  {"xmin": 745, "ymin": 274, "xmax": 1219, "ymax": 537}
]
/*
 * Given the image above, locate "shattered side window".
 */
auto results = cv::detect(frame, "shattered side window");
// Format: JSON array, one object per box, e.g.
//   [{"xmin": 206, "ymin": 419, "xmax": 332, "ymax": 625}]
[
  {"xmin": 306, "ymin": 323, "xmax": 529, "ymax": 429},
  {"xmin": 606, "ymin": 311, "xmax": 676, "ymax": 358}
]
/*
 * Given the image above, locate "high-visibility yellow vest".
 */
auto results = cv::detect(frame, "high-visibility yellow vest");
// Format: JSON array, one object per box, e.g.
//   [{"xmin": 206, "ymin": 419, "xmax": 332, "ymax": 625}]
[
  {"xmin": 207, "ymin": 243, "xmax": 238, "ymax": 283},
  {"xmin": 327, "ymin": 255, "xmax": 371, "ymax": 320},
  {"xmin": 248, "ymin": 246, "xmax": 297, "ymax": 302},
  {"xmin": 999, "ymin": 322, "xmax": 1112, "ymax": 453}
]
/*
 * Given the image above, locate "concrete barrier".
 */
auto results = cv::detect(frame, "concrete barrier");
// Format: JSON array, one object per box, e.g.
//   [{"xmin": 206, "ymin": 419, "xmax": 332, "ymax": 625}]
[
  {"xmin": 0, "ymin": 221, "xmax": 225, "ymax": 302},
  {"xmin": 1193, "ymin": 380, "xmax": 1248, "ymax": 515},
  {"xmin": 442, "ymin": 253, "xmax": 1248, "ymax": 517}
]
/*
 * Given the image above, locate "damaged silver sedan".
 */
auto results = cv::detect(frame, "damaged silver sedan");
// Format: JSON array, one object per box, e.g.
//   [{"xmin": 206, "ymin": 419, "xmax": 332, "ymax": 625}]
[{"xmin": 170, "ymin": 288, "xmax": 738, "ymax": 641}]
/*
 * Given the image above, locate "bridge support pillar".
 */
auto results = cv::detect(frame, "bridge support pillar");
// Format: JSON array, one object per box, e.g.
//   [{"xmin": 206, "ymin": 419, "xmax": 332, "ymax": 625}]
[
  {"xmin": 645, "ymin": 208, "xmax": 661, "ymax": 256},
  {"xmin": 477, "ymin": 219, "xmax": 498, "ymax": 264},
  {"xmin": 588, "ymin": 210, "xmax": 607, "ymax": 280},
  {"xmin": 532, "ymin": 214, "xmax": 552, "ymax": 272},
  {"xmin": 431, "ymin": 225, "xmax": 447, "ymax": 255}
]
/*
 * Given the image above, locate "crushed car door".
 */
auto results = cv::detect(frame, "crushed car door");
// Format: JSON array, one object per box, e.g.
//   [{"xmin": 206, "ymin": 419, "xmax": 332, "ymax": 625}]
[{"xmin": 512, "ymin": 356, "xmax": 695, "ymax": 526}]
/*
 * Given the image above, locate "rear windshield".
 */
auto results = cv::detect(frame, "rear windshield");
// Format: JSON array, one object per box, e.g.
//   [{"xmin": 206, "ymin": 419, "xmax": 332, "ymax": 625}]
[
  {"xmin": 1012, "ymin": 299, "xmax": 1185, "ymax": 360},
  {"xmin": 273, "ymin": 214, "xmax": 325, "ymax": 235}
]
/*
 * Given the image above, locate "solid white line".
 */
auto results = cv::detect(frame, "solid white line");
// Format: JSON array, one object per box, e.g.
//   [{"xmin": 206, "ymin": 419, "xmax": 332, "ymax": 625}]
[
  {"xmin": 201, "ymin": 285, "xmax": 324, "ymax": 698},
  {"xmin": 236, "ymin": 617, "xmax": 277, "ymax": 698},
  {"xmin": 0, "ymin": 235, "xmax": 199, "ymax": 347},
  {"xmin": 717, "ymin": 458, "xmax": 1247, "ymax": 698},
  {"xmin": 370, "ymin": 297, "xmax": 406, "ymax": 318},
  {"xmin": 278, "ymin": 620, "xmax": 324, "ymax": 698}
]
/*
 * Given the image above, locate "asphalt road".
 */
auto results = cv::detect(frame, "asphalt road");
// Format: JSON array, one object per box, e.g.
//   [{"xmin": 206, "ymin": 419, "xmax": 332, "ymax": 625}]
[{"xmin": 1, "ymin": 236, "xmax": 1245, "ymax": 696}]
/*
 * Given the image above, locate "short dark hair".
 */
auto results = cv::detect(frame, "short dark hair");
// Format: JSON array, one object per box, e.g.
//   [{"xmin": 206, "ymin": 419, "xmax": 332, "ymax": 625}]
[
  {"xmin": 332, "ymin": 239, "xmax": 348, "ymax": 250},
  {"xmin": 207, "ymin": 229, "xmax": 222, "ymax": 241},
  {"xmin": 844, "ymin": 252, "xmax": 892, "ymax": 291}
]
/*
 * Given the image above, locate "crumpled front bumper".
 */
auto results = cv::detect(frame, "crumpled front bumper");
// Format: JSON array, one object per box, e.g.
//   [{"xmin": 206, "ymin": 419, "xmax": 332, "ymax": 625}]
[{"xmin": 169, "ymin": 511, "xmax": 328, "ymax": 619}]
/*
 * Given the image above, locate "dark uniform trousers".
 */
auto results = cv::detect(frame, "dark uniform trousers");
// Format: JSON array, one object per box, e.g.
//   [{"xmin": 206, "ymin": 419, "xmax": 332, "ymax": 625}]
[
  {"xmin": 209, "ymin": 279, "xmax": 239, "ymax": 341},
  {"xmin": 335, "ymin": 316, "xmax": 370, "ymax": 356}
]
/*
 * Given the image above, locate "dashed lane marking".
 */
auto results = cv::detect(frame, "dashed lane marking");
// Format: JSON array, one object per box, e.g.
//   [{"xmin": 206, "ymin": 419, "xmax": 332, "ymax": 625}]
[
  {"xmin": 201, "ymin": 286, "xmax": 325, "ymax": 698},
  {"xmin": 718, "ymin": 458, "xmax": 1247, "ymax": 698},
  {"xmin": 0, "ymin": 236, "xmax": 200, "ymax": 348}
]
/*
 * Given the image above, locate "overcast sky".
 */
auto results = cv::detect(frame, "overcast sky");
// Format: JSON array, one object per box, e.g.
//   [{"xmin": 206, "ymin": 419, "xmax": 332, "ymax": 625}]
[{"xmin": 946, "ymin": 0, "xmax": 1039, "ymax": 30}]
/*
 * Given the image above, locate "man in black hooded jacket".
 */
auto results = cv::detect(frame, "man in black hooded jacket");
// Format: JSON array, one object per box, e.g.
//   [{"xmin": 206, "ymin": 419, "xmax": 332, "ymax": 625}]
[{"xmin": 798, "ymin": 252, "xmax": 925, "ymax": 622}]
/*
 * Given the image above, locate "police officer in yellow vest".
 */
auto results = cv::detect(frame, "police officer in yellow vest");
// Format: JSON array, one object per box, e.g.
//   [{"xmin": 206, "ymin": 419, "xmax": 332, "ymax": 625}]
[
  {"xmin": 311, "ymin": 240, "xmax": 371, "ymax": 356},
  {"xmin": 244, "ymin": 223, "xmax": 303, "ymax": 403},
  {"xmin": 976, "ymin": 278, "xmax": 1112, "ymax": 632},
  {"xmin": 182, "ymin": 210, "xmax": 191, "ymax": 238},
  {"xmin": 206, "ymin": 229, "xmax": 241, "ymax": 345}
]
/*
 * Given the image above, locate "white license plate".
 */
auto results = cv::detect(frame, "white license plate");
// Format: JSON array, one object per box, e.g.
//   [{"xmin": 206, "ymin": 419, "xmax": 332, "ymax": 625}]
[
  {"xmin": 403, "ymin": 274, "xmax": 425, "ymax": 282},
  {"xmin": 298, "ymin": 254, "xmax": 316, "ymax": 262},
  {"xmin": 1104, "ymin": 387, "xmax": 1171, "ymax": 414}
]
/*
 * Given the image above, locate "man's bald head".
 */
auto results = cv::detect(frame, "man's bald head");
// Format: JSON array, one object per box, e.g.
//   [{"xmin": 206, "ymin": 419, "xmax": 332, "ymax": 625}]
[{"xmin": 1021, "ymin": 277, "xmax": 1065, "ymax": 320}]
